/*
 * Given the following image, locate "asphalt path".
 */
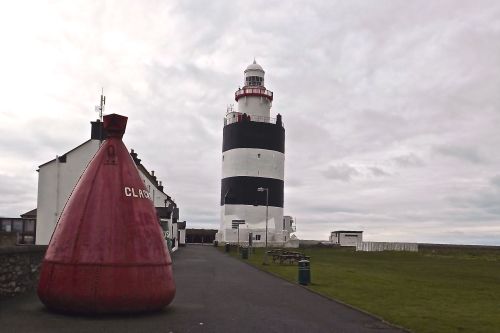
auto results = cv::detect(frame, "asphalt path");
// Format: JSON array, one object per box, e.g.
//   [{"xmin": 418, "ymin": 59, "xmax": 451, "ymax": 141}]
[{"xmin": 0, "ymin": 245, "xmax": 406, "ymax": 332}]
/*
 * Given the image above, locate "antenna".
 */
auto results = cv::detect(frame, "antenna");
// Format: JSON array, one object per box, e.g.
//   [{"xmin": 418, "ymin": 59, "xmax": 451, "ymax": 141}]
[
  {"xmin": 94, "ymin": 88, "xmax": 106, "ymax": 144},
  {"xmin": 95, "ymin": 88, "xmax": 106, "ymax": 121}
]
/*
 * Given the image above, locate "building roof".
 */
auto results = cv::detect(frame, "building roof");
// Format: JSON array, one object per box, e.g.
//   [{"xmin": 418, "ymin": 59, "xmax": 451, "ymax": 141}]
[
  {"xmin": 185, "ymin": 228, "xmax": 218, "ymax": 236},
  {"xmin": 20, "ymin": 208, "xmax": 37, "ymax": 218},
  {"xmin": 331, "ymin": 231, "xmax": 363, "ymax": 234},
  {"xmin": 130, "ymin": 149, "xmax": 174, "ymax": 203},
  {"xmin": 38, "ymin": 139, "xmax": 93, "ymax": 169}
]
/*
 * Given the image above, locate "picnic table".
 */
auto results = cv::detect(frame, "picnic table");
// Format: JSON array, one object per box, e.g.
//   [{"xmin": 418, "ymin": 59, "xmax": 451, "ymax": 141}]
[{"xmin": 267, "ymin": 249, "xmax": 310, "ymax": 264}]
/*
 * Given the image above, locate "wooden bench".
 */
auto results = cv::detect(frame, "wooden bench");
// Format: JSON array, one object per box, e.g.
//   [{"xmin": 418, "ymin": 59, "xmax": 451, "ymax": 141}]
[{"xmin": 267, "ymin": 249, "xmax": 310, "ymax": 264}]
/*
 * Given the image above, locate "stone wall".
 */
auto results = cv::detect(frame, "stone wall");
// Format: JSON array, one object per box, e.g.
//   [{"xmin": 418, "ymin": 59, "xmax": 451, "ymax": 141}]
[
  {"xmin": 0, "ymin": 245, "xmax": 47, "ymax": 297},
  {"xmin": 0, "ymin": 231, "xmax": 18, "ymax": 247}
]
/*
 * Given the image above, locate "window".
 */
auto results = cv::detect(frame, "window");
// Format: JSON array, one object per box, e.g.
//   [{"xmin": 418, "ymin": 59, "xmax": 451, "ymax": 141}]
[
  {"xmin": 245, "ymin": 76, "xmax": 263, "ymax": 86},
  {"xmin": 12, "ymin": 220, "xmax": 23, "ymax": 232},
  {"xmin": 24, "ymin": 220, "xmax": 35, "ymax": 233},
  {"xmin": 1, "ymin": 220, "xmax": 12, "ymax": 232},
  {"xmin": 255, "ymin": 235, "xmax": 261, "ymax": 241}
]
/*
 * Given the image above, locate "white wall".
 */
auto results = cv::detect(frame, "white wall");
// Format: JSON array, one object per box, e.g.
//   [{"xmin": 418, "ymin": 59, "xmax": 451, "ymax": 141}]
[
  {"xmin": 171, "ymin": 222, "xmax": 178, "ymax": 251},
  {"xmin": 220, "ymin": 204, "xmax": 285, "ymax": 243},
  {"xmin": 339, "ymin": 233, "xmax": 362, "ymax": 246},
  {"xmin": 179, "ymin": 229, "xmax": 186, "ymax": 245},
  {"xmin": 330, "ymin": 232, "xmax": 363, "ymax": 247},
  {"xmin": 36, "ymin": 140, "xmax": 100, "ymax": 245},
  {"xmin": 137, "ymin": 169, "xmax": 171, "ymax": 209},
  {"xmin": 237, "ymin": 96, "xmax": 271, "ymax": 118},
  {"xmin": 222, "ymin": 148, "xmax": 284, "ymax": 180}
]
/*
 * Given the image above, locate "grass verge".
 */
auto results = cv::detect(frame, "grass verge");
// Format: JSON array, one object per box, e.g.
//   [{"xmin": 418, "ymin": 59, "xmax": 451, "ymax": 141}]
[{"xmin": 222, "ymin": 246, "xmax": 500, "ymax": 333}]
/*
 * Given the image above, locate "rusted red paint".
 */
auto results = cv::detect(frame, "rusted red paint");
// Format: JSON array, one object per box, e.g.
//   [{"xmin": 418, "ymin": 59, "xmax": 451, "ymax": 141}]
[{"xmin": 38, "ymin": 113, "xmax": 175, "ymax": 314}]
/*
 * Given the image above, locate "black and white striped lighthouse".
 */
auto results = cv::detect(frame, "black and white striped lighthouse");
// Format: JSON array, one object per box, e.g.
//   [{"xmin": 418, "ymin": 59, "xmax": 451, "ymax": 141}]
[{"xmin": 218, "ymin": 60, "xmax": 285, "ymax": 245}]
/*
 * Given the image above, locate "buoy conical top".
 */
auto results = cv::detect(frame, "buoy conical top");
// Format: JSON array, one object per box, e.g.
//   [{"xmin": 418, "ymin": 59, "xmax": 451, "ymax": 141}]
[{"xmin": 38, "ymin": 113, "xmax": 175, "ymax": 314}]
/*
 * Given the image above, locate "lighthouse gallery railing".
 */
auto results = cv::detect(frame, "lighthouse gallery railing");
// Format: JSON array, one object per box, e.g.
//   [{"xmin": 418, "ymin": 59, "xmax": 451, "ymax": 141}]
[{"xmin": 224, "ymin": 112, "xmax": 283, "ymax": 127}]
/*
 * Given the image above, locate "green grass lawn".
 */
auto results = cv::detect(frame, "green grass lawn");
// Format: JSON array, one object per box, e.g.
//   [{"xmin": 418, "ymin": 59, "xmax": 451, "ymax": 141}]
[{"xmin": 223, "ymin": 246, "xmax": 500, "ymax": 333}]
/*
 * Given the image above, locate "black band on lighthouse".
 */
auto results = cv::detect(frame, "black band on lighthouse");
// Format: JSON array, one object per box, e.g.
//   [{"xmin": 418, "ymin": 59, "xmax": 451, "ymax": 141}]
[
  {"xmin": 221, "ymin": 176, "xmax": 284, "ymax": 207},
  {"xmin": 223, "ymin": 121, "xmax": 285, "ymax": 153}
]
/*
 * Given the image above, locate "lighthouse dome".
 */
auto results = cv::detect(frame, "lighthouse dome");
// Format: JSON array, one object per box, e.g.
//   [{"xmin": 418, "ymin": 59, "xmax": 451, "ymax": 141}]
[{"xmin": 245, "ymin": 60, "xmax": 264, "ymax": 72}]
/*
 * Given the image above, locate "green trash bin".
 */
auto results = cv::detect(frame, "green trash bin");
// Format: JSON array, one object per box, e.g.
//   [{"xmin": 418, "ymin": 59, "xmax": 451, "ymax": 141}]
[
  {"xmin": 298, "ymin": 260, "xmax": 310, "ymax": 285},
  {"xmin": 241, "ymin": 247, "xmax": 249, "ymax": 259}
]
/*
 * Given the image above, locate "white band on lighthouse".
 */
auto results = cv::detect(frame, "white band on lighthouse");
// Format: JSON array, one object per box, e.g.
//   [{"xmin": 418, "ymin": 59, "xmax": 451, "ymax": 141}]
[{"xmin": 222, "ymin": 148, "xmax": 284, "ymax": 180}]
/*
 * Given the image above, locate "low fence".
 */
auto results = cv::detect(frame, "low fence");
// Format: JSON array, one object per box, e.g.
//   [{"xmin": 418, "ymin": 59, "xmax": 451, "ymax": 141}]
[
  {"xmin": 356, "ymin": 241, "xmax": 418, "ymax": 252},
  {"xmin": 0, "ymin": 245, "xmax": 47, "ymax": 297}
]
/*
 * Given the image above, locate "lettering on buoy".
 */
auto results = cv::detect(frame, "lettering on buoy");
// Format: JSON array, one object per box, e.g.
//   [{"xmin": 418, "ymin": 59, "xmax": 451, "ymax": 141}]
[{"xmin": 124, "ymin": 186, "xmax": 151, "ymax": 199}]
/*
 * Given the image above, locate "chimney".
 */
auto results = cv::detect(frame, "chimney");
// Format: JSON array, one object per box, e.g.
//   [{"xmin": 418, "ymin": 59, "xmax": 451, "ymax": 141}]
[
  {"xmin": 90, "ymin": 119, "xmax": 107, "ymax": 140},
  {"xmin": 130, "ymin": 149, "xmax": 141, "ymax": 164}
]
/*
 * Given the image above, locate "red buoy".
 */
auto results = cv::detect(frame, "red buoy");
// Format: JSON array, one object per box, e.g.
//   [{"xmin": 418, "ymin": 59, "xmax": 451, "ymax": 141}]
[{"xmin": 38, "ymin": 114, "xmax": 175, "ymax": 314}]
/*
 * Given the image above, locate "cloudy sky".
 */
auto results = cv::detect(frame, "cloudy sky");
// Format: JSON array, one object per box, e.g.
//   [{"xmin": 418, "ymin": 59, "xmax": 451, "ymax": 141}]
[{"xmin": 1, "ymin": 1, "xmax": 499, "ymax": 244}]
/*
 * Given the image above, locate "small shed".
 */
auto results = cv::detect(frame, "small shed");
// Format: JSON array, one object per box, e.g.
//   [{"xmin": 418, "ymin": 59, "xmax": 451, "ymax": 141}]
[
  {"xmin": 329, "ymin": 230, "xmax": 363, "ymax": 247},
  {"xmin": 186, "ymin": 229, "xmax": 218, "ymax": 244}
]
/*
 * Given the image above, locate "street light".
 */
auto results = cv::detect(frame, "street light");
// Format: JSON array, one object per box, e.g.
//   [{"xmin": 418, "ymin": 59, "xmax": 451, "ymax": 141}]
[{"xmin": 257, "ymin": 187, "xmax": 269, "ymax": 265}]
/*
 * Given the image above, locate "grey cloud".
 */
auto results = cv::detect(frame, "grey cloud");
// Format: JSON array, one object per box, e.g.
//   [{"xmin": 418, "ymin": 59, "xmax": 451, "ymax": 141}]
[
  {"xmin": 448, "ymin": 186, "xmax": 500, "ymax": 217},
  {"xmin": 471, "ymin": 191, "xmax": 500, "ymax": 216},
  {"xmin": 286, "ymin": 177, "xmax": 303, "ymax": 188},
  {"xmin": 490, "ymin": 175, "xmax": 500, "ymax": 188},
  {"xmin": 323, "ymin": 164, "xmax": 360, "ymax": 182},
  {"xmin": 393, "ymin": 153, "xmax": 424, "ymax": 168},
  {"xmin": 434, "ymin": 145, "xmax": 485, "ymax": 164},
  {"xmin": 0, "ymin": 173, "xmax": 37, "ymax": 216},
  {"xmin": 369, "ymin": 167, "xmax": 390, "ymax": 177}
]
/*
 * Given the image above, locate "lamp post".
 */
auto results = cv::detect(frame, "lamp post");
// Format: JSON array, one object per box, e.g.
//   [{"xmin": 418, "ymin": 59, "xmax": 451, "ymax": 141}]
[
  {"xmin": 257, "ymin": 187, "xmax": 269, "ymax": 265},
  {"xmin": 223, "ymin": 189, "xmax": 229, "ymax": 244}
]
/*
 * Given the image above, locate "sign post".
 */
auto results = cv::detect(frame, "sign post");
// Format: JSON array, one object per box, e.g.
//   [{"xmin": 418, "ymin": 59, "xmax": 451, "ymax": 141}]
[{"xmin": 231, "ymin": 220, "xmax": 245, "ymax": 252}]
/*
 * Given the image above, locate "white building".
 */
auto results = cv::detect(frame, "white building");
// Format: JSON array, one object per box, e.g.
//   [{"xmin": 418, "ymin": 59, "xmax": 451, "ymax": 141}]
[
  {"xmin": 329, "ymin": 230, "xmax": 363, "ymax": 247},
  {"xmin": 35, "ymin": 119, "xmax": 184, "ymax": 249},
  {"xmin": 216, "ymin": 60, "xmax": 296, "ymax": 247}
]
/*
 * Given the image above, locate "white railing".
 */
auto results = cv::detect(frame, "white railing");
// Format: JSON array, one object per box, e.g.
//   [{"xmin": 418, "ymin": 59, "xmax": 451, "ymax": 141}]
[
  {"xmin": 235, "ymin": 88, "xmax": 273, "ymax": 100},
  {"xmin": 224, "ymin": 112, "xmax": 283, "ymax": 126}
]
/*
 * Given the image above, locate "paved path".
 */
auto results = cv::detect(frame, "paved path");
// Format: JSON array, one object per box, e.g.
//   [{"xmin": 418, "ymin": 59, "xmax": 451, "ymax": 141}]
[{"xmin": 0, "ymin": 245, "xmax": 406, "ymax": 332}]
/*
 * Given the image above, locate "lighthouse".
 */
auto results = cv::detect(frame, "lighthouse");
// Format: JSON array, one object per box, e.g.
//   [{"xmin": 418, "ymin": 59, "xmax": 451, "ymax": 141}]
[{"xmin": 218, "ymin": 60, "xmax": 293, "ymax": 246}]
